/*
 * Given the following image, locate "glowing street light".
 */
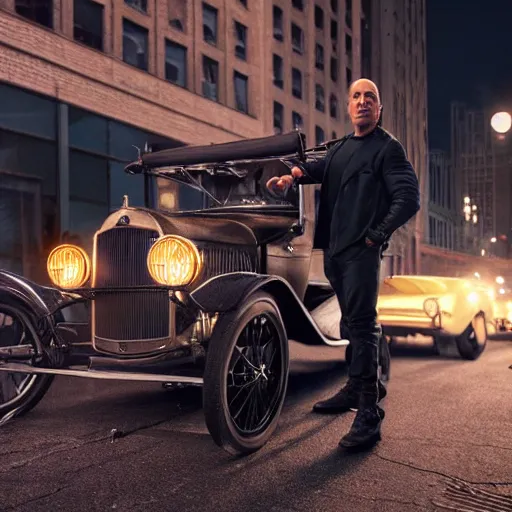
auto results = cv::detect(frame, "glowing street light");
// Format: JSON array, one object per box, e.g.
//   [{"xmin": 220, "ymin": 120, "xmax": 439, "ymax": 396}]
[
  {"xmin": 499, "ymin": 288, "xmax": 506, "ymax": 295},
  {"xmin": 474, "ymin": 272, "xmax": 481, "ymax": 279},
  {"xmin": 491, "ymin": 112, "xmax": 512, "ymax": 134},
  {"xmin": 496, "ymin": 276, "xmax": 505, "ymax": 285},
  {"xmin": 491, "ymin": 237, "xmax": 497, "ymax": 243}
]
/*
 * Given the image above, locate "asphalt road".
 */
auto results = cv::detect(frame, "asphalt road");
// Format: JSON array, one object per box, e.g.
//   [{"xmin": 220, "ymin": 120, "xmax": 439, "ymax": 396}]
[{"xmin": 1, "ymin": 339, "xmax": 511, "ymax": 512}]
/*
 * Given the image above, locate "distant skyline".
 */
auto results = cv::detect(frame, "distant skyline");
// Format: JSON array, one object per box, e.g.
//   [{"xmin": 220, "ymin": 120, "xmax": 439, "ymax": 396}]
[{"xmin": 426, "ymin": 0, "xmax": 512, "ymax": 151}]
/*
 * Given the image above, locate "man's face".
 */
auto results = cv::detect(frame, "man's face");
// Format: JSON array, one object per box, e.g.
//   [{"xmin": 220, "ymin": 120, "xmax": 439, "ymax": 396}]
[{"xmin": 347, "ymin": 79, "xmax": 381, "ymax": 130}]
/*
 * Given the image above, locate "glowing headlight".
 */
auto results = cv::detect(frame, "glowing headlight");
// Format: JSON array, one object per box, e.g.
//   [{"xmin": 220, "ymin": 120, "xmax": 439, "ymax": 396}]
[
  {"xmin": 147, "ymin": 235, "xmax": 201, "ymax": 287},
  {"xmin": 423, "ymin": 298, "xmax": 439, "ymax": 318},
  {"xmin": 47, "ymin": 244, "xmax": 91, "ymax": 289}
]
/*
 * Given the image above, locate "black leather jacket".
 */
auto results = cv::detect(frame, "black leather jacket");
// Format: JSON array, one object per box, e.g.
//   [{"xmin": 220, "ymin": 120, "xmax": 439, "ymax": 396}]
[{"xmin": 297, "ymin": 127, "xmax": 420, "ymax": 256}]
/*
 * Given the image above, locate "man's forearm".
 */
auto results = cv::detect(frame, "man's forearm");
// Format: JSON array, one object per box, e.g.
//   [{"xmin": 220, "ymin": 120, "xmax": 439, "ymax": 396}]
[{"xmin": 367, "ymin": 196, "xmax": 420, "ymax": 243}]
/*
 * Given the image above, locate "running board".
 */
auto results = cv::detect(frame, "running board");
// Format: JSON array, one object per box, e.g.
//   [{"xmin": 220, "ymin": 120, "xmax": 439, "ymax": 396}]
[{"xmin": 0, "ymin": 363, "xmax": 203, "ymax": 385}]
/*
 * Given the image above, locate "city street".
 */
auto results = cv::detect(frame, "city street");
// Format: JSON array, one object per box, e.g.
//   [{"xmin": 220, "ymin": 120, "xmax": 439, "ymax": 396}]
[{"xmin": 0, "ymin": 339, "xmax": 511, "ymax": 512}]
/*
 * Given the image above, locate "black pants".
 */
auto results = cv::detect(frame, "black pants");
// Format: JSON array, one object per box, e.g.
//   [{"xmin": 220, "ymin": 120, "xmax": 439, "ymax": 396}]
[{"xmin": 324, "ymin": 240, "xmax": 382, "ymax": 406}]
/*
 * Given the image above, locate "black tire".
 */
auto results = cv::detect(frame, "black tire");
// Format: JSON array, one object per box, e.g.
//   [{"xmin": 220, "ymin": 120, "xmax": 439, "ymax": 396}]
[
  {"xmin": 203, "ymin": 291, "xmax": 289, "ymax": 455},
  {"xmin": 456, "ymin": 313, "xmax": 487, "ymax": 360},
  {"xmin": 0, "ymin": 300, "xmax": 54, "ymax": 421}
]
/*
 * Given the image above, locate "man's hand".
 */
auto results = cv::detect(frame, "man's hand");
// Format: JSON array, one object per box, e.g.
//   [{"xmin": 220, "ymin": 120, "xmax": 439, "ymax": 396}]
[{"xmin": 266, "ymin": 166, "xmax": 304, "ymax": 192}]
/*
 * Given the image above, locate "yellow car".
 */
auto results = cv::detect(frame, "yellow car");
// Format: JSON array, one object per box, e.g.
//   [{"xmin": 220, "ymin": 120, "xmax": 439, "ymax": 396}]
[
  {"xmin": 492, "ymin": 297, "xmax": 512, "ymax": 332},
  {"xmin": 377, "ymin": 275, "xmax": 493, "ymax": 360}
]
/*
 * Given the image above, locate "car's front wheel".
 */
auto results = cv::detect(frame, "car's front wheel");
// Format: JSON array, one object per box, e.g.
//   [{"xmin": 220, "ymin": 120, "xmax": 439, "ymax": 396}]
[
  {"xmin": 434, "ymin": 313, "xmax": 487, "ymax": 360},
  {"xmin": 456, "ymin": 313, "xmax": 487, "ymax": 360},
  {"xmin": 0, "ymin": 299, "xmax": 54, "ymax": 423},
  {"xmin": 203, "ymin": 291, "xmax": 289, "ymax": 455}
]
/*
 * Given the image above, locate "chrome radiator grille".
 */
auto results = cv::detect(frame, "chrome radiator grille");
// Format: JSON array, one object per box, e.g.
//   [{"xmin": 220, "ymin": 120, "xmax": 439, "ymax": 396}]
[{"xmin": 93, "ymin": 227, "xmax": 170, "ymax": 342}]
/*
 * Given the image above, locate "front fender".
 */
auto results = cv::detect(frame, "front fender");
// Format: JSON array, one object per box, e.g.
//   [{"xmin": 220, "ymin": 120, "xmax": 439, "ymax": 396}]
[
  {"xmin": 0, "ymin": 270, "xmax": 83, "ymax": 319},
  {"xmin": 190, "ymin": 272, "xmax": 347, "ymax": 347}
]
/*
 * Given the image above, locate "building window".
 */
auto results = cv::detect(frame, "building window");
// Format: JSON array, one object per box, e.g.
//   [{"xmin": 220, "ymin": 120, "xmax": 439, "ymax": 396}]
[
  {"xmin": 73, "ymin": 0, "xmax": 103, "ymax": 52},
  {"xmin": 331, "ymin": 0, "xmax": 338, "ymax": 12},
  {"xmin": 165, "ymin": 40, "xmax": 187, "ymax": 88},
  {"xmin": 315, "ymin": 126, "xmax": 325, "ymax": 145},
  {"xmin": 234, "ymin": 21, "xmax": 247, "ymax": 60},
  {"xmin": 346, "ymin": 0, "xmax": 352, "ymax": 28},
  {"xmin": 314, "ymin": 5, "xmax": 324, "ymax": 29},
  {"xmin": 234, "ymin": 72, "xmax": 248, "ymax": 114},
  {"xmin": 330, "ymin": 57, "xmax": 338, "ymax": 82},
  {"xmin": 273, "ymin": 102, "xmax": 284, "ymax": 134},
  {"xmin": 332, "ymin": 131, "xmax": 337, "ymax": 139},
  {"xmin": 292, "ymin": 111, "xmax": 303, "ymax": 130},
  {"xmin": 239, "ymin": 0, "xmax": 247, "ymax": 6},
  {"xmin": 331, "ymin": 20, "xmax": 338, "ymax": 47},
  {"xmin": 292, "ymin": 68, "xmax": 302, "ymax": 99},
  {"xmin": 273, "ymin": 6, "xmax": 283, "ymax": 41},
  {"xmin": 168, "ymin": 0, "xmax": 187, "ymax": 32},
  {"xmin": 202, "ymin": 56, "xmax": 219, "ymax": 101},
  {"xmin": 346, "ymin": 67, "xmax": 352, "ymax": 88},
  {"xmin": 329, "ymin": 94, "xmax": 338, "ymax": 118},
  {"xmin": 203, "ymin": 3, "xmax": 218, "ymax": 45},
  {"xmin": 346, "ymin": 34, "xmax": 353, "ymax": 67},
  {"xmin": 273, "ymin": 54, "xmax": 284, "ymax": 88},
  {"xmin": 15, "ymin": 0, "xmax": 53, "ymax": 28},
  {"xmin": 315, "ymin": 84, "xmax": 325, "ymax": 112},
  {"xmin": 122, "ymin": 19, "xmax": 148, "ymax": 71},
  {"xmin": 292, "ymin": 0, "xmax": 303, "ymax": 11},
  {"xmin": 315, "ymin": 44, "xmax": 324, "ymax": 70},
  {"xmin": 125, "ymin": 0, "xmax": 147, "ymax": 13},
  {"xmin": 291, "ymin": 23, "xmax": 304, "ymax": 54}
]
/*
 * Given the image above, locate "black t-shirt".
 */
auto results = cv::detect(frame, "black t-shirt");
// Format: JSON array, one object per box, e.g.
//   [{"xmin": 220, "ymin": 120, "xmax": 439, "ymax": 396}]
[{"xmin": 326, "ymin": 133, "xmax": 373, "ymax": 221}]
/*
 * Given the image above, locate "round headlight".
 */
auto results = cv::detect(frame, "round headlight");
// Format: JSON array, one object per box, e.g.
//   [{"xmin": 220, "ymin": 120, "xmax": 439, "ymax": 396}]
[
  {"xmin": 147, "ymin": 235, "xmax": 201, "ymax": 287},
  {"xmin": 47, "ymin": 244, "xmax": 91, "ymax": 289},
  {"xmin": 423, "ymin": 298, "xmax": 439, "ymax": 318}
]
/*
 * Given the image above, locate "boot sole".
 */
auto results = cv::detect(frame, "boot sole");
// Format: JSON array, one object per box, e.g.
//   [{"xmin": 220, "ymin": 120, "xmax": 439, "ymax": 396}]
[{"xmin": 338, "ymin": 431, "xmax": 382, "ymax": 451}]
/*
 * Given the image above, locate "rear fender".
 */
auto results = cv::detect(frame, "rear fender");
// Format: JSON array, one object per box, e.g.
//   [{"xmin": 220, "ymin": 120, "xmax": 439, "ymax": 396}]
[{"xmin": 190, "ymin": 272, "xmax": 345, "ymax": 347}]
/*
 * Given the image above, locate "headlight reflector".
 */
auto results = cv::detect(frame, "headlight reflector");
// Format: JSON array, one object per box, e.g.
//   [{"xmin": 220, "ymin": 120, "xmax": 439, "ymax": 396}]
[
  {"xmin": 423, "ymin": 298, "xmax": 439, "ymax": 318},
  {"xmin": 47, "ymin": 244, "xmax": 91, "ymax": 289},
  {"xmin": 147, "ymin": 235, "xmax": 201, "ymax": 287}
]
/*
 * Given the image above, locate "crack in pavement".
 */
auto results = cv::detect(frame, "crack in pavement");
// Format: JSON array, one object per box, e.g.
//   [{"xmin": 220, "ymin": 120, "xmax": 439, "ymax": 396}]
[
  {"xmin": 0, "ymin": 415, "xmax": 179, "ymax": 474},
  {"xmin": 0, "ymin": 434, "xmax": 112, "ymax": 473},
  {"xmin": 385, "ymin": 435, "xmax": 512, "ymax": 453},
  {"xmin": 373, "ymin": 452, "xmax": 512, "ymax": 487},
  {"xmin": 3, "ymin": 486, "xmax": 70, "ymax": 511}
]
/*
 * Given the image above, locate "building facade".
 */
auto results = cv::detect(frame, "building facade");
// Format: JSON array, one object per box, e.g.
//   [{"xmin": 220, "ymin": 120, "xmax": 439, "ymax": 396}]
[
  {"xmin": 426, "ymin": 149, "xmax": 457, "ymax": 250},
  {"xmin": 366, "ymin": 0, "xmax": 428, "ymax": 276},
  {"xmin": 451, "ymin": 102, "xmax": 512, "ymax": 259},
  {"xmin": 0, "ymin": 0, "xmax": 426, "ymax": 282}
]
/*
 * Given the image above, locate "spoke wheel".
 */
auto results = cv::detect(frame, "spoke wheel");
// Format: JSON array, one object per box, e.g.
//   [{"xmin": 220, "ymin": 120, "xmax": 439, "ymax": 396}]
[
  {"xmin": 0, "ymin": 300, "xmax": 53, "ymax": 419},
  {"xmin": 203, "ymin": 292, "xmax": 289, "ymax": 455}
]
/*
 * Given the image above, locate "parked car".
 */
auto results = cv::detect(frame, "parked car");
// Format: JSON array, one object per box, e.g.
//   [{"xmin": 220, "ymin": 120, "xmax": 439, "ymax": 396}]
[
  {"xmin": 0, "ymin": 131, "xmax": 390, "ymax": 455},
  {"xmin": 376, "ymin": 275, "xmax": 493, "ymax": 359}
]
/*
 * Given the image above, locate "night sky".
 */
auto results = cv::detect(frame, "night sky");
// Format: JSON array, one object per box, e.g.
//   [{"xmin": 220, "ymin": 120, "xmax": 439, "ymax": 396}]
[{"xmin": 426, "ymin": 0, "xmax": 512, "ymax": 151}]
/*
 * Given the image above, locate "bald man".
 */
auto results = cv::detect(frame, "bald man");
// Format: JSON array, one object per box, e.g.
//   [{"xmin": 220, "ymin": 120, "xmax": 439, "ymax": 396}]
[{"xmin": 267, "ymin": 79, "xmax": 420, "ymax": 450}]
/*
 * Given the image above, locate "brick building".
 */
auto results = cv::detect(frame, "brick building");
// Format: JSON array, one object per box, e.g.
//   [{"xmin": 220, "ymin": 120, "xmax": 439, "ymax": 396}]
[{"xmin": 0, "ymin": 0, "xmax": 427, "ymax": 281}]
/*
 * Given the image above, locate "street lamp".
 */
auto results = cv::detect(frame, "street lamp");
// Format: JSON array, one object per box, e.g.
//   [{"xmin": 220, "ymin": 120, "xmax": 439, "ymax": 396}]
[
  {"xmin": 496, "ymin": 276, "xmax": 505, "ymax": 285},
  {"xmin": 491, "ymin": 237, "xmax": 497, "ymax": 243},
  {"xmin": 491, "ymin": 112, "xmax": 512, "ymax": 134}
]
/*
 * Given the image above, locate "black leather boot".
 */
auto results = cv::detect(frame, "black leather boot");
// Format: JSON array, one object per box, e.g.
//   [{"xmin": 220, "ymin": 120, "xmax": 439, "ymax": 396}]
[
  {"xmin": 338, "ymin": 405, "xmax": 385, "ymax": 450},
  {"xmin": 312, "ymin": 379, "xmax": 387, "ymax": 414}
]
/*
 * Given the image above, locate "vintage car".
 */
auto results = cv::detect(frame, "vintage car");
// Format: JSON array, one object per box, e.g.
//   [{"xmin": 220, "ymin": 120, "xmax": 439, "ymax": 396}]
[
  {"xmin": 0, "ymin": 131, "xmax": 390, "ymax": 455},
  {"xmin": 375, "ymin": 275, "xmax": 493, "ymax": 359},
  {"xmin": 492, "ymin": 296, "xmax": 512, "ymax": 332}
]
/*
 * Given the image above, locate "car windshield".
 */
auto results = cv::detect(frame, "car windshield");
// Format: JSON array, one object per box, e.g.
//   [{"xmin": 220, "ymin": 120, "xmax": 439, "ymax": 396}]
[{"xmin": 155, "ymin": 159, "xmax": 299, "ymax": 212}]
